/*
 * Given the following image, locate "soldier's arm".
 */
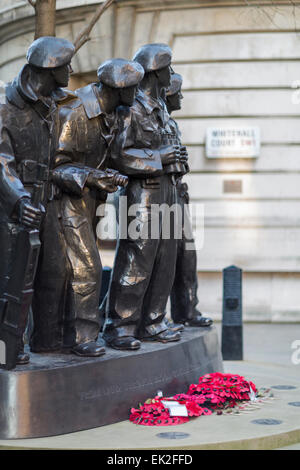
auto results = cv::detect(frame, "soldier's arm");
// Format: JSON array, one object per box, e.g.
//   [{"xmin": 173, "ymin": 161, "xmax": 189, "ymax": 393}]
[
  {"xmin": 52, "ymin": 160, "xmax": 93, "ymax": 197},
  {"xmin": 108, "ymin": 106, "xmax": 163, "ymax": 177},
  {"xmin": 0, "ymin": 110, "xmax": 31, "ymax": 216}
]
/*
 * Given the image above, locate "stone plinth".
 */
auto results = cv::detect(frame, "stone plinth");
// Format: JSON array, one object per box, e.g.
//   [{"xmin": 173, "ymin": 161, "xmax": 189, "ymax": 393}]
[{"xmin": 0, "ymin": 326, "xmax": 223, "ymax": 439}]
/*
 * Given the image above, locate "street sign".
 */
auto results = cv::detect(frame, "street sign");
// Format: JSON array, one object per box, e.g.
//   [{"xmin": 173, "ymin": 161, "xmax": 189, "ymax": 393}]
[{"xmin": 206, "ymin": 126, "xmax": 260, "ymax": 158}]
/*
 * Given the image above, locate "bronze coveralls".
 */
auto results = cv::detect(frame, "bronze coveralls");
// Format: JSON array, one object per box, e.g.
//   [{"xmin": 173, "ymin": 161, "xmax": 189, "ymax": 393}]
[
  {"xmin": 31, "ymin": 83, "xmax": 115, "ymax": 350},
  {"xmin": 103, "ymin": 90, "xmax": 179, "ymax": 340},
  {"xmin": 0, "ymin": 70, "xmax": 68, "ymax": 352}
]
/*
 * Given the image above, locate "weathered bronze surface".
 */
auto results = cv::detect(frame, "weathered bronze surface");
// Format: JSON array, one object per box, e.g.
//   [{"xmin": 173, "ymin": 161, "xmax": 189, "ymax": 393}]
[
  {"xmin": 0, "ymin": 36, "xmax": 74, "ymax": 369},
  {"xmin": 30, "ymin": 59, "xmax": 143, "ymax": 357},
  {"xmin": 103, "ymin": 44, "xmax": 189, "ymax": 350},
  {"xmin": 0, "ymin": 35, "xmax": 226, "ymax": 442},
  {"xmin": 0, "ymin": 39, "xmax": 219, "ymax": 395}
]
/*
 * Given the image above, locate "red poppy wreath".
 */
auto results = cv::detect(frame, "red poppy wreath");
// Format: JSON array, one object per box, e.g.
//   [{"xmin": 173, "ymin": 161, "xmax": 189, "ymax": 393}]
[{"xmin": 130, "ymin": 372, "xmax": 257, "ymax": 426}]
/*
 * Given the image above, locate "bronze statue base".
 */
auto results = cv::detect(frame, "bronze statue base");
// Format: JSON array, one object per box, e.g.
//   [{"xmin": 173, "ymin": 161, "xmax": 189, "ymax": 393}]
[{"xmin": 0, "ymin": 326, "xmax": 223, "ymax": 439}]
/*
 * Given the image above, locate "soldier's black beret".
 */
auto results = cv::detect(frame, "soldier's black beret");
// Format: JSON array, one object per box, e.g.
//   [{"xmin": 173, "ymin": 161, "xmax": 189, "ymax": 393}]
[
  {"xmin": 26, "ymin": 36, "xmax": 75, "ymax": 69},
  {"xmin": 97, "ymin": 58, "xmax": 144, "ymax": 88},
  {"xmin": 166, "ymin": 73, "xmax": 183, "ymax": 96},
  {"xmin": 133, "ymin": 43, "xmax": 172, "ymax": 73}
]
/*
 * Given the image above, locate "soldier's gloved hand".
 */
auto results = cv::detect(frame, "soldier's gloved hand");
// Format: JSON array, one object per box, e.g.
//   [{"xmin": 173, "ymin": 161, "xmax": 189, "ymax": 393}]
[
  {"xmin": 160, "ymin": 145, "xmax": 181, "ymax": 166},
  {"xmin": 15, "ymin": 197, "xmax": 43, "ymax": 229},
  {"xmin": 180, "ymin": 146, "xmax": 188, "ymax": 162},
  {"xmin": 106, "ymin": 169, "xmax": 128, "ymax": 188},
  {"xmin": 86, "ymin": 169, "xmax": 119, "ymax": 193}
]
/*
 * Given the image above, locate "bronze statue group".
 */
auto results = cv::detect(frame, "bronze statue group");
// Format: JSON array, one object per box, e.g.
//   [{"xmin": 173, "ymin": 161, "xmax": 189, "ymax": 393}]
[{"xmin": 0, "ymin": 37, "xmax": 212, "ymax": 369}]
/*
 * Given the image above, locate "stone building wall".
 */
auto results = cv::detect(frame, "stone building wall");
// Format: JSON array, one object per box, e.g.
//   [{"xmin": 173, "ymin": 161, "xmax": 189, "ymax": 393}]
[{"xmin": 1, "ymin": 0, "xmax": 300, "ymax": 321}]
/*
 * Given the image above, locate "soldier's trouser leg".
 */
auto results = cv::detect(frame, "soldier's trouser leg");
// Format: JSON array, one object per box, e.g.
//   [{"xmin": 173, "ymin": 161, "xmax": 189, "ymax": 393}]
[
  {"xmin": 104, "ymin": 222, "xmax": 160, "ymax": 340},
  {"xmin": 104, "ymin": 176, "xmax": 178, "ymax": 340},
  {"xmin": 138, "ymin": 176, "xmax": 178, "ymax": 337},
  {"xmin": 170, "ymin": 196, "xmax": 199, "ymax": 323},
  {"xmin": 104, "ymin": 179, "xmax": 165, "ymax": 339},
  {"xmin": 61, "ymin": 195, "xmax": 101, "ymax": 347},
  {"xmin": 30, "ymin": 200, "xmax": 71, "ymax": 352}
]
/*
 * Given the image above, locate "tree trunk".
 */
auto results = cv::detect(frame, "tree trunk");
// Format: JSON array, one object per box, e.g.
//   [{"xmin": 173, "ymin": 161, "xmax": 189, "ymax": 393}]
[{"xmin": 34, "ymin": 0, "xmax": 56, "ymax": 39}]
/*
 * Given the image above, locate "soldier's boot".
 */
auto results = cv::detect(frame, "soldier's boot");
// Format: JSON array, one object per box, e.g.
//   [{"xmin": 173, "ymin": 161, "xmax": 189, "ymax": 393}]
[
  {"xmin": 185, "ymin": 311, "xmax": 213, "ymax": 327},
  {"xmin": 17, "ymin": 343, "xmax": 30, "ymax": 365},
  {"xmin": 17, "ymin": 351, "xmax": 30, "ymax": 365},
  {"xmin": 71, "ymin": 339, "xmax": 106, "ymax": 357},
  {"xmin": 164, "ymin": 318, "xmax": 184, "ymax": 333},
  {"xmin": 141, "ymin": 329, "xmax": 181, "ymax": 343},
  {"xmin": 106, "ymin": 336, "xmax": 141, "ymax": 351}
]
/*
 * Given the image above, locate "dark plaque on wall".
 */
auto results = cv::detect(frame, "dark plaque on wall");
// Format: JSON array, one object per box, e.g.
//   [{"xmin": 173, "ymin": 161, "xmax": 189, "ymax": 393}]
[{"xmin": 221, "ymin": 265, "xmax": 243, "ymax": 360}]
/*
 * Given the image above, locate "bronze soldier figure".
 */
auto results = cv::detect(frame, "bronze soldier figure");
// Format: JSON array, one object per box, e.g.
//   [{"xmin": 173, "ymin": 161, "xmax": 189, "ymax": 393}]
[
  {"xmin": 30, "ymin": 59, "xmax": 144, "ymax": 357},
  {"xmin": 165, "ymin": 73, "xmax": 213, "ymax": 328},
  {"xmin": 0, "ymin": 36, "xmax": 74, "ymax": 368},
  {"xmin": 103, "ymin": 44, "xmax": 187, "ymax": 350}
]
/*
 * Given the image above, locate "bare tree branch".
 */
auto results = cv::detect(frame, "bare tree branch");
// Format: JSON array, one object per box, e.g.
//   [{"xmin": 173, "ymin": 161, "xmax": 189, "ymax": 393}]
[
  {"xmin": 73, "ymin": 0, "xmax": 115, "ymax": 53},
  {"xmin": 28, "ymin": 0, "xmax": 36, "ymax": 8}
]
